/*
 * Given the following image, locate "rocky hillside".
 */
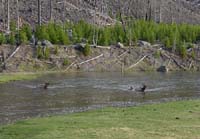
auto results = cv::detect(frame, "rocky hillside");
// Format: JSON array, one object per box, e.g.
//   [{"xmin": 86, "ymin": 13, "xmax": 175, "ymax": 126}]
[{"xmin": 0, "ymin": 0, "xmax": 200, "ymax": 30}]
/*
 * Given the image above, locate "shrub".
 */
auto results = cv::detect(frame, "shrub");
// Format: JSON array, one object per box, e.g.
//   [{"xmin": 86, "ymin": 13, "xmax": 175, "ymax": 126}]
[
  {"xmin": 44, "ymin": 47, "xmax": 50, "ymax": 59},
  {"xmin": 164, "ymin": 37, "xmax": 171, "ymax": 49},
  {"xmin": 36, "ymin": 46, "xmax": 43, "ymax": 59},
  {"xmin": 8, "ymin": 33, "xmax": 16, "ymax": 45},
  {"xmin": 154, "ymin": 50, "xmax": 161, "ymax": 58},
  {"xmin": 10, "ymin": 21, "xmax": 17, "ymax": 33},
  {"xmin": 4, "ymin": 19, "xmax": 200, "ymax": 47},
  {"xmin": 19, "ymin": 30, "xmax": 28, "ymax": 44},
  {"xmin": 191, "ymin": 49, "xmax": 195, "ymax": 59},
  {"xmin": 179, "ymin": 44, "xmax": 187, "ymax": 58},
  {"xmin": 23, "ymin": 24, "xmax": 32, "ymax": 40},
  {"xmin": 54, "ymin": 45, "xmax": 59, "ymax": 55},
  {"xmin": 83, "ymin": 43, "xmax": 91, "ymax": 56},
  {"xmin": 47, "ymin": 23, "xmax": 58, "ymax": 44},
  {"xmin": 55, "ymin": 25, "xmax": 70, "ymax": 45},
  {"xmin": 35, "ymin": 25, "xmax": 49, "ymax": 41},
  {"xmin": 63, "ymin": 58, "xmax": 69, "ymax": 66},
  {"xmin": 0, "ymin": 33, "xmax": 6, "ymax": 45}
]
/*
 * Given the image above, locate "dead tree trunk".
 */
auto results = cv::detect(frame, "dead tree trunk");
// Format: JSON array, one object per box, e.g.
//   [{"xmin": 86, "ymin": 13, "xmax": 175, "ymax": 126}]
[
  {"xmin": 7, "ymin": 0, "xmax": 10, "ymax": 32},
  {"xmin": 92, "ymin": 0, "xmax": 98, "ymax": 46},
  {"xmin": 16, "ymin": 0, "xmax": 19, "ymax": 31},
  {"xmin": 173, "ymin": 25, "xmax": 178, "ymax": 53},
  {"xmin": 62, "ymin": 0, "xmax": 66, "ymax": 23},
  {"xmin": 169, "ymin": 2, "xmax": 174, "ymax": 24},
  {"xmin": 38, "ymin": 0, "xmax": 41, "ymax": 26},
  {"xmin": 16, "ymin": 0, "xmax": 20, "ymax": 45},
  {"xmin": 146, "ymin": 0, "xmax": 152, "ymax": 21},
  {"xmin": 49, "ymin": 0, "xmax": 53, "ymax": 21},
  {"xmin": 127, "ymin": 0, "xmax": 133, "ymax": 46},
  {"xmin": 1, "ymin": 0, "xmax": 5, "ymax": 29},
  {"xmin": 117, "ymin": 0, "xmax": 126, "ymax": 34},
  {"xmin": 155, "ymin": 0, "xmax": 163, "ymax": 23}
]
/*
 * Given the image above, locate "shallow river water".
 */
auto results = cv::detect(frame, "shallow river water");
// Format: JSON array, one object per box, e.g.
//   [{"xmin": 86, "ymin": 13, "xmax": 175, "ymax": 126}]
[{"xmin": 0, "ymin": 72, "xmax": 200, "ymax": 124}]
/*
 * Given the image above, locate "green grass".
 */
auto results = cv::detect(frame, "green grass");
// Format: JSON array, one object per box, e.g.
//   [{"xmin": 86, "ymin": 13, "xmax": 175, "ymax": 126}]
[
  {"xmin": 0, "ymin": 100, "xmax": 199, "ymax": 139},
  {"xmin": 0, "ymin": 73, "xmax": 39, "ymax": 83}
]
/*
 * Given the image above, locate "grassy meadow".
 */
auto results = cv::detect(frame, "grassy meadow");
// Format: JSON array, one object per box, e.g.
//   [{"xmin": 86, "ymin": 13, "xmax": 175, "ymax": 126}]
[
  {"xmin": 0, "ymin": 100, "xmax": 199, "ymax": 139},
  {"xmin": 0, "ymin": 73, "xmax": 40, "ymax": 83}
]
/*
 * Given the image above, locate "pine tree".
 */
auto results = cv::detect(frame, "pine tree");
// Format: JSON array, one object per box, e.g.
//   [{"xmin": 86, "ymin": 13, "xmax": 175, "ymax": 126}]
[
  {"xmin": 179, "ymin": 43, "xmax": 187, "ymax": 58},
  {"xmin": 44, "ymin": 47, "xmax": 50, "ymax": 59},
  {"xmin": 36, "ymin": 45, "xmax": 43, "ymax": 59},
  {"xmin": 47, "ymin": 23, "xmax": 58, "ymax": 44},
  {"xmin": 10, "ymin": 21, "xmax": 17, "ymax": 33},
  {"xmin": 0, "ymin": 33, "xmax": 6, "ymax": 45},
  {"xmin": 19, "ymin": 30, "xmax": 28, "ymax": 44},
  {"xmin": 56, "ymin": 25, "xmax": 70, "ymax": 45},
  {"xmin": 164, "ymin": 37, "xmax": 171, "ymax": 49},
  {"xmin": 8, "ymin": 33, "xmax": 16, "ymax": 45},
  {"xmin": 35, "ymin": 25, "xmax": 49, "ymax": 41},
  {"xmin": 23, "ymin": 24, "xmax": 32, "ymax": 40},
  {"xmin": 83, "ymin": 43, "xmax": 91, "ymax": 56}
]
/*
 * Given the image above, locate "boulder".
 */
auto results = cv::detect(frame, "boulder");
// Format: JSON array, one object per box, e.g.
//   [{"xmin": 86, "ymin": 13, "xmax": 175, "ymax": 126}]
[
  {"xmin": 116, "ymin": 42, "xmax": 124, "ymax": 48},
  {"xmin": 74, "ymin": 43, "xmax": 85, "ymax": 51},
  {"xmin": 41, "ymin": 40, "xmax": 53, "ymax": 48},
  {"xmin": 138, "ymin": 40, "xmax": 151, "ymax": 47},
  {"xmin": 157, "ymin": 66, "xmax": 169, "ymax": 72}
]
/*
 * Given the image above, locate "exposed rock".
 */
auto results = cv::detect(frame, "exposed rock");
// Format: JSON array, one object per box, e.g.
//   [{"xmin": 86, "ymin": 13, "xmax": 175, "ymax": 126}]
[
  {"xmin": 138, "ymin": 41, "xmax": 151, "ymax": 47},
  {"xmin": 157, "ymin": 66, "xmax": 169, "ymax": 72},
  {"xmin": 41, "ymin": 40, "xmax": 53, "ymax": 48},
  {"xmin": 74, "ymin": 43, "xmax": 85, "ymax": 51},
  {"xmin": 116, "ymin": 42, "xmax": 124, "ymax": 48}
]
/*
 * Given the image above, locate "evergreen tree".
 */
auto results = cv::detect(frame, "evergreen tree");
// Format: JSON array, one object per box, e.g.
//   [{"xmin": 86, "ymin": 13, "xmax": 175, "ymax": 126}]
[
  {"xmin": 36, "ymin": 46, "xmax": 43, "ymax": 59},
  {"xmin": 164, "ymin": 37, "xmax": 171, "ymax": 49},
  {"xmin": 47, "ymin": 23, "xmax": 58, "ymax": 44},
  {"xmin": 10, "ymin": 21, "xmax": 17, "ymax": 33},
  {"xmin": 83, "ymin": 43, "xmax": 91, "ymax": 56},
  {"xmin": 35, "ymin": 25, "xmax": 49, "ymax": 41},
  {"xmin": 23, "ymin": 24, "xmax": 32, "ymax": 40},
  {"xmin": 19, "ymin": 30, "xmax": 28, "ymax": 44},
  {"xmin": 56, "ymin": 25, "xmax": 70, "ymax": 45},
  {"xmin": 8, "ymin": 33, "xmax": 16, "ymax": 45},
  {"xmin": 44, "ymin": 47, "xmax": 50, "ymax": 59},
  {"xmin": 0, "ymin": 33, "xmax": 6, "ymax": 45}
]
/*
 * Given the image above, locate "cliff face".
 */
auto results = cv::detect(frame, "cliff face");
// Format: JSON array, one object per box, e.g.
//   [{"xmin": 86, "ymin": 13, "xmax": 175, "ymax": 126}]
[{"xmin": 0, "ymin": 0, "xmax": 200, "ymax": 29}]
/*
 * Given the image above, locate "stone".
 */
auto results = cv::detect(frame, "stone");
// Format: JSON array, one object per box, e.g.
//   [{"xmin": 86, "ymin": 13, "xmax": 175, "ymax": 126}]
[
  {"xmin": 138, "ymin": 40, "xmax": 151, "ymax": 47},
  {"xmin": 116, "ymin": 42, "xmax": 124, "ymax": 48},
  {"xmin": 157, "ymin": 66, "xmax": 169, "ymax": 72},
  {"xmin": 74, "ymin": 43, "xmax": 85, "ymax": 51},
  {"xmin": 41, "ymin": 40, "xmax": 53, "ymax": 48}
]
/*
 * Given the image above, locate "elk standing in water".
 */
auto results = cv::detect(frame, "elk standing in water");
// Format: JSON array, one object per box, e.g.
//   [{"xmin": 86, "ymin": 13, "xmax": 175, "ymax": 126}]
[{"xmin": 44, "ymin": 83, "xmax": 50, "ymax": 90}]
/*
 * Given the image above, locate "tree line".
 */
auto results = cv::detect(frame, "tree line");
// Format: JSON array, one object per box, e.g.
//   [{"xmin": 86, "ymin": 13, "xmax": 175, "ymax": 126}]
[{"xmin": 0, "ymin": 19, "xmax": 200, "ymax": 57}]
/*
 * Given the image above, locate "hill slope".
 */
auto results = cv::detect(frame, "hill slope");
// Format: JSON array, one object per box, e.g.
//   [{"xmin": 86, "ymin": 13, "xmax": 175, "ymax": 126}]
[{"xmin": 0, "ymin": 0, "xmax": 200, "ymax": 29}]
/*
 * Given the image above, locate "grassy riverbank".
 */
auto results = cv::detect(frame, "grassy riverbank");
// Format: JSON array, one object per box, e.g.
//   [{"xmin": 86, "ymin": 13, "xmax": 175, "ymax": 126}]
[
  {"xmin": 0, "ymin": 73, "xmax": 40, "ymax": 83},
  {"xmin": 0, "ymin": 100, "xmax": 199, "ymax": 139}
]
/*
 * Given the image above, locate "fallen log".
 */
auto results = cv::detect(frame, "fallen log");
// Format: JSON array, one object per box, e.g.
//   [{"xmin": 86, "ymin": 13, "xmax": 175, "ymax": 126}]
[
  {"xmin": 96, "ymin": 46, "xmax": 111, "ymax": 49},
  {"xmin": 5, "ymin": 46, "xmax": 21, "ymax": 63},
  {"xmin": 189, "ymin": 61, "xmax": 193, "ymax": 70},
  {"xmin": 161, "ymin": 52, "xmax": 188, "ymax": 70},
  {"xmin": 35, "ymin": 59, "xmax": 54, "ymax": 65},
  {"xmin": 65, "ymin": 61, "xmax": 77, "ymax": 71},
  {"xmin": 126, "ymin": 55, "xmax": 148, "ymax": 70},
  {"xmin": 78, "ymin": 54, "xmax": 104, "ymax": 65},
  {"xmin": 0, "ymin": 46, "xmax": 21, "ymax": 69},
  {"xmin": 117, "ymin": 50, "xmax": 129, "ymax": 58}
]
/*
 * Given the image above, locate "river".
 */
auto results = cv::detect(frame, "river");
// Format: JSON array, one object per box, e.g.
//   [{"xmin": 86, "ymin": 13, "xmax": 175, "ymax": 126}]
[{"xmin": 0, "ymin": 72, "xmax": 200, "ymax": 125}]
